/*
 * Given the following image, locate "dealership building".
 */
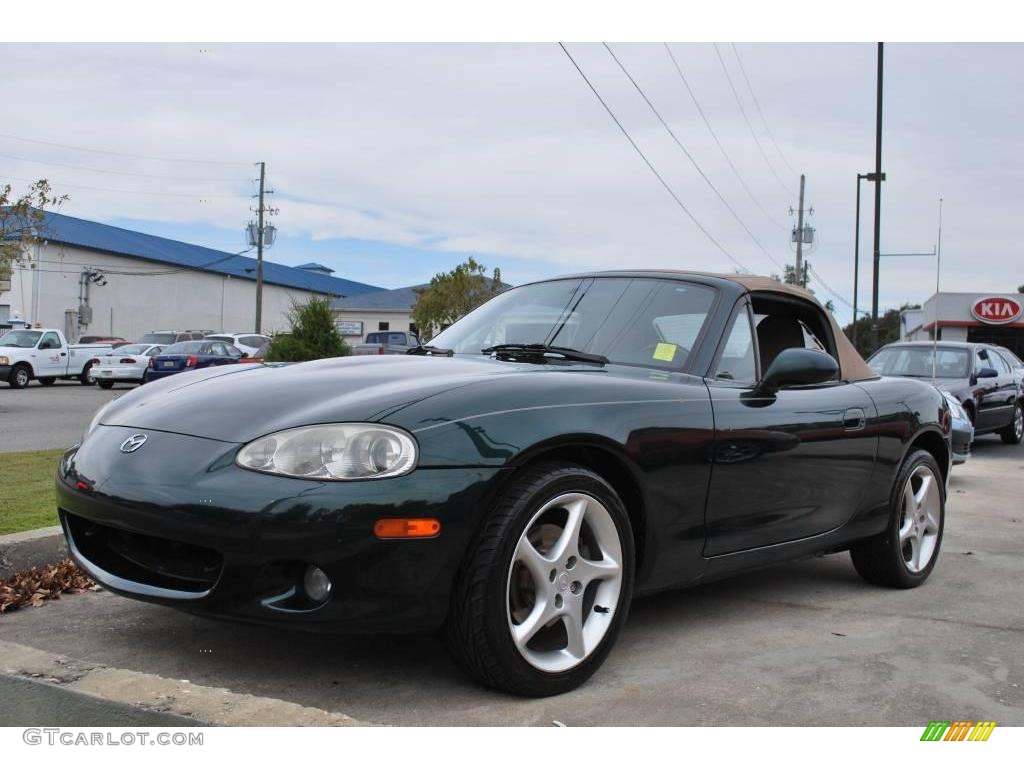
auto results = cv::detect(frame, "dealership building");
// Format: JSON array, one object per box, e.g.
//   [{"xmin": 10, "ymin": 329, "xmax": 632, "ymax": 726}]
[
  {"xmin": 1, "ymin": 211, "xmax": 382, "ymax": 340},
  {"xmin": 901, "ymin": 292, "xmax": 1024, "ymax": 357}
]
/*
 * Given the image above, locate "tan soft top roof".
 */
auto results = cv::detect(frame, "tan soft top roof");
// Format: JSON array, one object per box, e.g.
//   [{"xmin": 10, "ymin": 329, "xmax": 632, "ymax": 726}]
[{"xmin": 638, "ymin": 271, "xmax": 876, "ymax": 383}]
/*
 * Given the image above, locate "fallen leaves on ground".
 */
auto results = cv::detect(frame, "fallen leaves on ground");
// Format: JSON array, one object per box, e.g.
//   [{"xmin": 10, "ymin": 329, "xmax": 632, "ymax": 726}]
[{"xmin": 0, "ymin": 559, "xmax": 97, "ymax": 614}]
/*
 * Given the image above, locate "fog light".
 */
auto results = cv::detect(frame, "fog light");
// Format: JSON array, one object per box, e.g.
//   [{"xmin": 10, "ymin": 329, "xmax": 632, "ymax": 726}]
[{"xmin": 303, "ymin": 565, "xmax": 332, "ymax": 602}]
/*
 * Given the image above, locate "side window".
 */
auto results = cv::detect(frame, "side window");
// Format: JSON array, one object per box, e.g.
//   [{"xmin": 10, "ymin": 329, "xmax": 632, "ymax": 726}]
[
  {"xmin": 38, "ymin": 332, "xmax": 61, "ymax": 350},
  {"xmin": 365, "ymin": 333, "xmax": 381, "ymax": 344},
  {"xmin": 390, "ymin": 333, "xmax": 407, "ymax": 345},
  {"xmin": 226, "ymin": 345, "xmax": 242, "ymax": 358},
  {"xmin": 714, "ymin": 308, "xmax": 757, "ymax": 383},
  {"xmin": 988, "ymin": 350, "xmax": 1009, "ymax": 375}
]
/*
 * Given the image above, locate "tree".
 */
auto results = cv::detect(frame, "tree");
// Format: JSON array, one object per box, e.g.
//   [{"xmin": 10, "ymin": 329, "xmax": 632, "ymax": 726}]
[
  {"xmin": 842, "ymin": 303, "xmax": 920, "ymax": 358},
  {"xmin": 0, "ymin": 179, "xmax": 68, "ymax": 283},
  {"xmin": 412, "ymin": 256, "xmax": 503, "ymax": 339},
  {"xmin": 1017, "ymin": 284, "xmax": 1024, "ymax": 294},
  {"xmin": 264, "ymin": 296, "xmax": 350, "ymax": 362}
]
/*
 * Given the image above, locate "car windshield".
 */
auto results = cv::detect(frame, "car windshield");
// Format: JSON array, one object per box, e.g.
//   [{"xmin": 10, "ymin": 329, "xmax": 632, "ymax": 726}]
[
  {"xmin": 868, "ymin": 346, "xmax": 970, "ymax": 378},
  {"xmin": 138, "ymin": 333, "xmax": 177, "ymax": 344},
  {"xmin": 428, "ymin": 277, "xmax": 716, "ymax": 369},
  {"xmin": 0, "ymin": 330, "xmax": 43, "ymax": 348},
  {"xmin": 161, "ymin": 341, "xmax": 211, "ymax": 355}
]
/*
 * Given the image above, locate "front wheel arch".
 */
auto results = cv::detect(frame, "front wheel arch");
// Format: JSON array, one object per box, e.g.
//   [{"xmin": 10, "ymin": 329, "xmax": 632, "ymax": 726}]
[
  {"xmin": 503, "ymin": 439, "xmax": 648, "ymax": 577},
  {"xmin": 904, "ymin": 427, "xmax": 950, "ymax": 485}
]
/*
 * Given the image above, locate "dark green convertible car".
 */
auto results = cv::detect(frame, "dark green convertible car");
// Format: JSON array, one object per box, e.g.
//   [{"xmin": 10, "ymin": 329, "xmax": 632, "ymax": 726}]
[{"xmin": 57, "ymin": 271, "xmax": 951, "ymax": 696}]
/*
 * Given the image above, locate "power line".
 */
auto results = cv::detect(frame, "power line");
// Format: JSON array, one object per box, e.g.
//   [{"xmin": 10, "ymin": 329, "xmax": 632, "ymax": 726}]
[
  {"xmin": 603, "ymin": 42, "xmax": 785, "ymax": 274},
  {"xmin": 0, "ymin": 150, "xmax": 248, "ymax": 183},
  {"xmin": 730, "ymin": 43, "xmax": 800, "ymax": 179},
  {"xmin": 1, "ymin": 172, "xmax": 247, "ymax": 199},
  {"xmin": 713, "ymin": 43, "xmax": 794, "ymax": 198},
  {"xmin": 662, "ymin": 44, "xmax": 787, "ymax": 231},
  {"xmin": 557, "ymin": 43, "xmax": 750, "ymax": 274},
  {"xmin": 0, "ymin": 133, "xmax": 251, "ymax": 166},
  {"xmin": 807, "ymin": 262, "xmax": 862, "ymax": 316}
]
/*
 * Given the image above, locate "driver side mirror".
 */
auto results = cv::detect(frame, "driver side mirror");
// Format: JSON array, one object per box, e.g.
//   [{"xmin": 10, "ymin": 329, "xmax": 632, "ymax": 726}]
[
  {"xmin": 976, "ymin": 367, "xmax": 998, "ymax": 379},
  {"xmin": 759, "ymin": 348, "xmax": 839, "ymax": 392}
]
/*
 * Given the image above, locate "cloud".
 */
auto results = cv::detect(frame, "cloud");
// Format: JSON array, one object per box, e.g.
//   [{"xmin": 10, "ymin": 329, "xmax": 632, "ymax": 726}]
[{"xmin": 2, "ymin": 42, "xmax": 1022, "ymax": 323}]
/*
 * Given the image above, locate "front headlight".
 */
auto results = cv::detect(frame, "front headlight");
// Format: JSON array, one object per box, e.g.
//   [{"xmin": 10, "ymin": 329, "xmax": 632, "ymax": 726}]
[
  {"xmin": 942, "ymin": 391, "xmax": 964, "ymax": 419},
  {"xmin": 236, "ymin": 423, "xmax": 418, "ymax": 480}
]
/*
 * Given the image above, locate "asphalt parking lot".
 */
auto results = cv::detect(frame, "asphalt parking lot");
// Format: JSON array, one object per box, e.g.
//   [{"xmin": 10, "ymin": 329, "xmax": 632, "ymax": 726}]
[
  {"xmin": 1, "ymin": 383, "xmax": 1021, "ymax": 725},
  {"xmin": 0, "ymin": 379, "xmax": 127, "ymax": 453}
]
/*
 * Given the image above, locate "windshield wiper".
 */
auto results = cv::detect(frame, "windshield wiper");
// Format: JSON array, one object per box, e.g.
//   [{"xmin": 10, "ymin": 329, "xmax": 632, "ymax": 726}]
[
  {"xmin": 481, "ymin": 343, "xmax": 608, "ymax": 365},
  {"xmin": 407, "ymin": 344, "xmax": 454, "ymax": 357}
]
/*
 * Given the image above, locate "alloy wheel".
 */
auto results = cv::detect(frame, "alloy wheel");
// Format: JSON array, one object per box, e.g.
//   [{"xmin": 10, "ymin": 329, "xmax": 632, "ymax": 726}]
[
  {"xmin": 898, "ymin": 465, "xmax": 941, "ymax": 574},
  {"xmin": 506, "ymin": 492, "xmax": 623, "ymax": 673},
  {"xmin": 15, "ymin": 368, "xmax": 29, "ymax": 387}
]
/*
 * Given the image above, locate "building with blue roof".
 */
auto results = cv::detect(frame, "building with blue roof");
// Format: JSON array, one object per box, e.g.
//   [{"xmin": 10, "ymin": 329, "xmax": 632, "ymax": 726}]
[{"xmin": 1, "ymin": 210, "xmax": 384, "ymax": 340}]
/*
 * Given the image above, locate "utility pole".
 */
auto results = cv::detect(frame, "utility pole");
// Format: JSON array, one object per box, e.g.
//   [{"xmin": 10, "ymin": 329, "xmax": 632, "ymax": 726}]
[
  {"xmin": 869, "ymin": 42, "xmax": 885, "ymax": 350},
  {"xmin": 795, "ymin": 174, "xmax": 805, "ymax": 287},
  {"xmin": 255, "ymin": 161, "xmax": 266, "ymax": 334},
  {"xmin": 852, "ymin": 173, "xmax": 869, "ymax": 346}
]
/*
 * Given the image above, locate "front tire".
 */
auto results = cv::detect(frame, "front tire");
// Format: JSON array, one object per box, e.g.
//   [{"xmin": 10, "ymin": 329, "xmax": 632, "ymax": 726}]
[
  {"xmin": 446, "ymin": 463, "xmax": 635, "ymax": 697},
  {"xmin": 8, "ymin": 364, "xmax": 31, "ymax": 389},
  {"xmin": 80, "ymin": 363, "xmax": 95, "ymax": 385},
  {"xmin": 999, "ymin": 401, "xmax": 1023, "ymax": 445},
  {"xmin": 851, "ymin": 449, "xmax": 944, "ymax": 588}
]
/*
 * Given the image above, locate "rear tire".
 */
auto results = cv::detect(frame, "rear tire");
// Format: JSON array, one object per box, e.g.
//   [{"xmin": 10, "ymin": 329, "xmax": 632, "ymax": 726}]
[
  {"xmin": 8, "ymin": 364, "xmax": 31, "ymax": 389},
  {"xmin": 97, "ymin": 380, "xmax": 114, "ymax": 390},
  {"xmin": 79, "ymin": 363, "xmax": 94, "ymax": 385},
  {"xmin": 38, "ymin": 377, "xmax": 56, "ymax": 386},
  {"xmin": 999, "ymin": 401, "xmax": 1023, "ymax": 445},
  {"xmin": 446, "ymin": 463, "xmax": 634, "ymax": 697},
  {"xmin": 851, "ymin": 449, "xmax": 944, "ymax": 589}
]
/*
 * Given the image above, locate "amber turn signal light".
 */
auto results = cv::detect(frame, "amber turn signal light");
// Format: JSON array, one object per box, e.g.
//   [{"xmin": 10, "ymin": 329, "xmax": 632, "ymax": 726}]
[{"xmin": 373, "ymin": 518, "xmax": 441, "ymax": 539}]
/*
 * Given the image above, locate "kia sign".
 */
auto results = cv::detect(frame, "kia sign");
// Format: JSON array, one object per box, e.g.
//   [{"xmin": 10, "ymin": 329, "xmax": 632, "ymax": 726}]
[{"xmin": 971, "ymin": 296, "xmax": 1023, "ymax": 325}]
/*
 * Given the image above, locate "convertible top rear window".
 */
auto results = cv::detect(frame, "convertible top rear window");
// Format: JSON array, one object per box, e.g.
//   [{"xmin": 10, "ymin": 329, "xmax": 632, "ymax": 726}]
[{"xmin": 429, "ymin": 277, "xmax": 716, "ymax": 369}]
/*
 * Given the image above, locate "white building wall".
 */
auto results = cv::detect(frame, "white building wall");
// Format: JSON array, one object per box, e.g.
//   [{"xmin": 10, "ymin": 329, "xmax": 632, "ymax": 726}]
[
  {"xmin": 333, "ymin": 309, "xmax": 415, "ymax": 345},
  {"xmin": 2, "ymin": 243, "xmax": 328, "ymax": 341}
]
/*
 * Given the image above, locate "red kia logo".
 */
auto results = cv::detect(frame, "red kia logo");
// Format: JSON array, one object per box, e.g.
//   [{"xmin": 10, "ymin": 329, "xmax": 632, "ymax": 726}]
[{"xmin": 971, "ymin": 296, "xmax": 1023, "ymax": 325}]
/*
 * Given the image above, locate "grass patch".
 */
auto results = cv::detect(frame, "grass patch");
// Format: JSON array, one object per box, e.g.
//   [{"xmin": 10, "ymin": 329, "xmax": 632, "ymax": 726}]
[{"xmin": 0, "ymin": 449, "xmax": 64, "ymax": 535}]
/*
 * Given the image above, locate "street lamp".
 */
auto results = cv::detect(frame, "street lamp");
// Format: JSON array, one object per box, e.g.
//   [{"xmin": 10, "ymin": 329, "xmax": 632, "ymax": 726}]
[{"xmin": 854, "ymin": 171, "xmax": 885, "ymax": 350}]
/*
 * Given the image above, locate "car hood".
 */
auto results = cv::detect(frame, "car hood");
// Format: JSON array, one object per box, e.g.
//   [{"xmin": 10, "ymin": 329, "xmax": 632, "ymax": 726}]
[{"xmin": 98, "ymin": 354, "xmax": 541, "ymax": 443}]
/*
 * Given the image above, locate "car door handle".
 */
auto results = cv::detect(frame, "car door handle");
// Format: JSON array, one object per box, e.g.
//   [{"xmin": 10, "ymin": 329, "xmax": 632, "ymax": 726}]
[
  {"xmin": 843, "ymin": 407, "xmax": 866, "ymax": 431},
  {"xmin": 61, "ymin": 352, "xmax": 67, "ymax": 357}
]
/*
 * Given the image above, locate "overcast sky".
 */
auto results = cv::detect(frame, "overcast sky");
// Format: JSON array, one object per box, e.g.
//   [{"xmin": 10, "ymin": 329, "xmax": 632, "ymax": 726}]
[{"xmin": 3, "ymin": 42, "xmax": 1022, "ymax": 323}]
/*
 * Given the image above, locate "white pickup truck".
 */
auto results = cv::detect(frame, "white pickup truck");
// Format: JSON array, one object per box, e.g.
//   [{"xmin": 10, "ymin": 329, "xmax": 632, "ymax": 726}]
[{"xmin": 0, "ymin": 328, "xmax": 113, "ymax": 389}]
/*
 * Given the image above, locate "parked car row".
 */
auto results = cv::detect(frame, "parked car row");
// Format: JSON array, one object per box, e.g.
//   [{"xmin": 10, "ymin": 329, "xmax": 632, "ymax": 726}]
[
  {"xmin": 867, "ymin": 341, "xmax": 1024, "ymax": 464},
  {"xmin": 1, "ymin": 327, "xmax": 270, "ymax": 388}
]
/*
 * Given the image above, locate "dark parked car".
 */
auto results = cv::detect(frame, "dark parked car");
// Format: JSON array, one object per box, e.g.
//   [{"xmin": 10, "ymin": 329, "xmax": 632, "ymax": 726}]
[
  {"xmin": 143, "ymin": 340, "xmax": 243, "ymax": 382},
  {"xmin": 868, "ymin": 341, "xmax": 1023, "ymax": 444},
  {"xmin": 59, "ymin": 272, "xmax": 951, "ymax": 696}
]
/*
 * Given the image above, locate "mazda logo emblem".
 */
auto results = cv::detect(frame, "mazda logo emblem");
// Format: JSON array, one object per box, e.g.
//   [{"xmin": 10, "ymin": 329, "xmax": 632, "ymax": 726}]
[{"xmin": 119, "ymin": 434, "xmax": 148, "ymax": 453}]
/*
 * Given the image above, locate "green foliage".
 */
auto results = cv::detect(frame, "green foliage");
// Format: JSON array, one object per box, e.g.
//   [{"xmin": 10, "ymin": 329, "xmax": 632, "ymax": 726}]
[
  {"xmin": 264, "ymin": 297, "xmax": 350, "ymax": 362},
  {"xmin": 412, "ymin": 256, "xmax": 503, "ymax": 340},
  {"xmin": 0, "ymin": 179, "xmax": 69, "ymax": 281},
  {"xmin": 842, "ymin": 303, "xmax": 920, "ymax": 358},
  {"xmin": 1017, "ymin": 284, "xmax": 1024, "ymax": 294}
]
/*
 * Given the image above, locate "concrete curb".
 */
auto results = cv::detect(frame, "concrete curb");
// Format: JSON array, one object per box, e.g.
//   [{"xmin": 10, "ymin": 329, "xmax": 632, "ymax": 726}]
[
  {"xmin": 0, "ymin": 526, "xmax": 68, "ymax": 580},
  {"xmin": 0, "ymin": 640, "xmax": 366, "ymax": 726}
]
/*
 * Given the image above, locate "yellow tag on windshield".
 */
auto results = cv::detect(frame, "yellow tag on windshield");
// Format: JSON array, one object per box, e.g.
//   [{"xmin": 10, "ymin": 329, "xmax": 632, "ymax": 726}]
[{"xmin": 653, "ymin": 342, "xmax": 677, "ymax": 362}]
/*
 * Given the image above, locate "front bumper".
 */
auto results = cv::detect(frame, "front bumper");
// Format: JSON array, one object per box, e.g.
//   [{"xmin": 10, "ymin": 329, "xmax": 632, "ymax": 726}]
[
  {"xmin": 0, "ymin": 364, "xmax": 12, "ymax": 380},
  {"xmin": 57, "ymin": 425, "xmax": 502, "ymax": 632},
  {"xmin": 951, "ymin": 417, "xmax": 973, "ymax": 465}
]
